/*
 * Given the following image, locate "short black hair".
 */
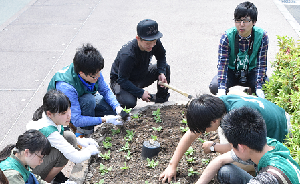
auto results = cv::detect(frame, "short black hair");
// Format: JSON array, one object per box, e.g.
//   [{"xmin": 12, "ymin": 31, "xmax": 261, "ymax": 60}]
[
  {"xmin": 187, "ymin": 94, "xmax": 226, "ymax": 133},
  {"xmin": 234, "ymin": 1, "xmax": 258, "ymax": 22},
  {"xmin": 221, "ymin": 106, "xmax": 267, "ymax": 151},
  {"xmin": 73, "ymin": 43, "xmax": 104, "ymax": 75}
]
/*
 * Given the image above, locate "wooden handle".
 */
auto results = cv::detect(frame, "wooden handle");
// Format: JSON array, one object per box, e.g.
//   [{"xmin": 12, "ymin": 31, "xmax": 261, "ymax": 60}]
[{"xmin": 158, "ymin": 81, "xmax": 193, "ymax": 99}]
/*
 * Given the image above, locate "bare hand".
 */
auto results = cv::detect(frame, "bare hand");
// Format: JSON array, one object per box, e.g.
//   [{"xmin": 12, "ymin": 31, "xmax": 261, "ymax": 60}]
[
  {"xmin": 202, "ymin": 141, "xmax": 215, "ymax": 154},
  {"xmin": 141, "ymin": 91, "xmax": 151, "ymax": 102},
  {"xmin": 158, "ymin": 73, "xmax": 167, "ymax": 88},
  {"xmin": 159, "ymin": 164, "xmax": 176, "ymax": 183}
]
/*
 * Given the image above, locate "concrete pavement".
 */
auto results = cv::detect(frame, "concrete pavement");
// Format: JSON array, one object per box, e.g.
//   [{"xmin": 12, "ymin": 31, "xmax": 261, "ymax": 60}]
[{"xmin": 0, "ymin": 0, "xmax": 299, "ymax": 152}]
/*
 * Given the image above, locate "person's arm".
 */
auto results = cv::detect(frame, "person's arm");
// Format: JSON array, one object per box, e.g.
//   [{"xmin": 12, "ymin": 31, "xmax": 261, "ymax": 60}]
[
  {"xmin": 202, "ymin": 141, "xmax": 232, "ymax": 154},
  {"xmin": 159, "ymin": 130, "xmax": 200, "ymax": 183},
  {"xmin": 248, "ymin": 172, "xmax": 279, "ymax": 184},
  {"xmin": 153, "ymin": 39, "xmax": 167, "ymax": 75},
  {"xmin": 217, "ymin": 33, "xmax": 230, "ymax": 92},
  {"xmin": 196, "ymin": 151, "xmax": 234, "ymax": 184},
  {"xmin": 3, "ymin": 170, "xmax": 25, "ymax": 184},
  {"xmin": 56, "ymin": 82, "xmax": 103, "ymax": 127},
  {"xmin": 256, "ymin": 31, "xmax": 268, "ymax": 90},
  {"xmin": 97, "ymin": 72, "xmax": 120, "ymax": 111}
]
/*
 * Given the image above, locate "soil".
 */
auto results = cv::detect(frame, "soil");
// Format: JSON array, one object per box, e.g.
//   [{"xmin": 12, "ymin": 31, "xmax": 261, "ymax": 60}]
[{"xmin": 86, "ymin": 105, "xmax": 220, "ymax": 184}]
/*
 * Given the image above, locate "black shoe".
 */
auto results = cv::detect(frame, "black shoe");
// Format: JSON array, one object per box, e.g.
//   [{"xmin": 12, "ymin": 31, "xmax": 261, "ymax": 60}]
[
  {"xmin": 53, "ymin": 171, "xmax": 69, "ymax": 183},
  {"xmin": 155, "ymin": 93, "xmax": 170, "ymax": 103}
]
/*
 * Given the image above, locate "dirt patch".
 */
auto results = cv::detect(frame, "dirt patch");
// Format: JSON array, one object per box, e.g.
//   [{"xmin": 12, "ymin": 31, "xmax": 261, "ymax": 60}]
[{"xmin": 86, "ymin": 104, "xmax": 220, "ymax": 184}]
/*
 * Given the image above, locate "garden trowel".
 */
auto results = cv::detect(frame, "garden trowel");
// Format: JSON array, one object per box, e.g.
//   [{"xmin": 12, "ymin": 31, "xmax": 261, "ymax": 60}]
[{"xmin": 158, "ymin": 81, "xmax": 194, "ymax": 100}]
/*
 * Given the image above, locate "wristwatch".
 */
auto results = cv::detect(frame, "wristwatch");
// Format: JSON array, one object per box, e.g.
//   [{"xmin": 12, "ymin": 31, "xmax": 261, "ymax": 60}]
[{"xmin": 210, "ymin": 142, "xmax": 216, "ymax": 153}]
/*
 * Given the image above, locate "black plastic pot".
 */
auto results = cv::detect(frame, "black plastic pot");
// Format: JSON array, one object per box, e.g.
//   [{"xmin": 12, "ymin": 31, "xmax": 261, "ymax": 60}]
[{"xmin": 141, "ymin": 140, "xmax": 160, "ymax": 159}]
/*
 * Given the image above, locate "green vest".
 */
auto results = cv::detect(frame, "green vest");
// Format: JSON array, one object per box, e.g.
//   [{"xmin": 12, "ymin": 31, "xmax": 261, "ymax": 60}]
[
  {"xmin": 39, "ymin": 125, "xmax": 64, "ymax": 137},
  {"xmin": 47, "ymin": 63, "xmax": 98, "ymax": 97},
  {"xmin": 220, "ymin": 95, "xmax": 288, "ymax": 143},
  {"xmin": 0, "ymin": 157, "xmax": 30, "ymax": 182},
  {"xmin": 227, "ymin": 26, "xmax": 264, "ymax": 71},
  {"xmin": 258, "ymin": 138, "xmax": 300, "ymax": 184}
]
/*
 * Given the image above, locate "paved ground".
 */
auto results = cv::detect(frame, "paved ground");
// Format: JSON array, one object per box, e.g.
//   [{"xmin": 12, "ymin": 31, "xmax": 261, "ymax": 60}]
[{"xmin": 0, "ymin": 0, "xmax": 299, "ymax": 152}]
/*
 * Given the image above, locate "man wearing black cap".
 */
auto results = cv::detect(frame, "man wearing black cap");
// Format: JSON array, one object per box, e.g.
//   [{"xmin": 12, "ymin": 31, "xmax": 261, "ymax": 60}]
[{"xmin": 110, "ymin": 19, "xmax": 170, "ymax": 108}]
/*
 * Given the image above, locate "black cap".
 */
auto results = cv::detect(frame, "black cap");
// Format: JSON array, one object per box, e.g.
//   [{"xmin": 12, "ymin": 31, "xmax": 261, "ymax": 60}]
[{"xmin": 137, "ymin": 19, "xmax": 163, "ymax": 41}]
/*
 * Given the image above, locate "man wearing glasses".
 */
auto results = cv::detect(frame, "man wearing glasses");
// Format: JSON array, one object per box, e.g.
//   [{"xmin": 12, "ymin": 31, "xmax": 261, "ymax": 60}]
[
  {"xmin": 48, "ymin": 44, "xmax": 124, "ymax": 137},
  {"xmin": 209, "ymin": 1, "xmax": 268, "ymax": 99}
]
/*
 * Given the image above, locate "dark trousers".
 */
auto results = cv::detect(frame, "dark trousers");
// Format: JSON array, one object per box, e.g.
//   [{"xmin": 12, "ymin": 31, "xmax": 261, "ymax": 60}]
[
  {"xmin": 111, "ymin": 64, "xmax": 170, "ymax": 108},
  {"xmin": 209, "ymin": 68, "xmax": 260, "ymax": 95}
]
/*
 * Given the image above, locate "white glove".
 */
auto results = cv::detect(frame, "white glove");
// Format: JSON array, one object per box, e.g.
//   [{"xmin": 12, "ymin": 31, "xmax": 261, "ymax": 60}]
[
  {"xmin": 104, "ymin": 115, "xmax": 123, "ymax": 125},
  {"xmin": 115, "ymin": 106, "xmax": 123, "ymax": 115},
  {"xmin": 77, "ymin": 137, "xmax": 99, "ymax": 148},
  {"xmin": 256, "ymin": 89, "xmax": 265, "ymax": 99},
  {"xmin": 217, "ymin": 89, "xmax": 226, "ymax": 97},
  {"xmin": 64, "ymin": 181, "xmax": 77, "ymax": 184},
  {"xmin": 86, "ymin": 144, "xmax": 99, "ymax": 155}
]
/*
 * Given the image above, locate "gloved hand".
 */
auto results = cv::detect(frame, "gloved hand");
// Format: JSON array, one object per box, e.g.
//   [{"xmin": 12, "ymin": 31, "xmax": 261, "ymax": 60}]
[
  {"xmin": 86, "ymin": 144, "xmax": 99, "ymax": 155},
  {"xmin": 256, "ymin": 89, "xmax": 265, "ymax": 99},
  {"xmin": 77, "ymin": 137, "xmax": 99, "ymax": 148},
  {"xmin": 64, "ymin": 181, "xmax": 77, "ymax": 184},
  {"xmin": 115, "ymin": 106, "xmax": 123, "ymax": 115},
  {"xmin": 104, "ymin": 115, "xmax": 123, "ymax": 125},
  {"xmin": 217, "ymin": 89, "xmax": 226, "ymax": 97}
]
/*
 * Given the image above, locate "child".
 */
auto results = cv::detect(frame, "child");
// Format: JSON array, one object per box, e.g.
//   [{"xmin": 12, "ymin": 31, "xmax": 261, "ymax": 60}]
[
  {"xmin": 26, "ymin": 90, "xmax": 99, "ymax": 183},
  {"xmin": 0, "ymin": 129, "xmax": 51, "ymax": 184}
]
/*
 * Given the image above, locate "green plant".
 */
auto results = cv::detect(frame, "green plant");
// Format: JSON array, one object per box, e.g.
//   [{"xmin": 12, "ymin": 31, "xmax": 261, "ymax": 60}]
[
  {"xmin": 124, "ymin": 150, "xmax": 131, "ymax": 160},
  {"xmin": 186, "ymin": 156, "xmax": 196, "ymax": 163},
  {"xmin": 198, "ymin": 138, "xmax": 205, "ymax": 143},
  {"xmin": 151, "ymin": 135, "xmax": 158, "ymax": 141},
  {"xmin": 187, "ymin": 167, "xmax": 199, "ymax": 176},
  {"xmin": 119, "ymin": 142, "xmax": 131, "ymax": 152},
  {"xmin": 132, "ymin": 113, "xmax": 140, "ymax": 119},
  {"xmin": 95, "ymin": 179, "xmax": 105, "ymax": 184},
  {"xmin": 124, "ymin": 130, "xmax": 135, "ymax": 142},
  {"xmin": 184, "ymin": 146, "xmax": 194, "ymax": 156},
  {"xmin": 146, "ymin": 158, "xmax": 159, "ymax": 169},
  {"xmin": 180, "ymin": 126, "xmax": 189, "ymax": 133},
  {"xmin": 152, "ymin": 126, "xmax": 162, "ymax": 132},
  {"xmin": 99, "ymin": 163, "xmax": 112, "ymax": 175},
  {"xmin": 263, "ymin": 35, "xmax": 300, "ymax": 164},
  {"xmin": 152, "ymin": 108, "xmax": 162, "ymax": 123},
  {"xmin": 99, "ymin": 150, "xmax": 110, "ymax": 160},
  {"xmin": 102, "ymin": 141, "xmax": 112, "ymax": 149},
  {"xmin": 181, "ymin": 118, "xmax": 187, "ymax": 125},
  {"xmin": 123, "ymin": 106, "xmax": 132, "ymax": 113},
  {"xmin": 120, "ymin": 162, "xmax": 129, "ymax": 170},
  {"xmin": 105, "ymin": 137, "xmax": 112, "ymax": 142},
  {"xmin": 201, "ymin": 158, "xmax": 210, "ymax": 165},
  {"xmin": 111, "ymin": 128, "xmax": 120, "ymax": 135}
]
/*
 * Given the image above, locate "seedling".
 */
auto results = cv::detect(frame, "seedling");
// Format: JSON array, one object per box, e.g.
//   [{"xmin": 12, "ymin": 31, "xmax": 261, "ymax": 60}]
[
  {"xmin": 95, "ymin": 179, "xmax": 105, "ymax": 184},
  {"xmin": 120, "ymin": 162, "xmax": 129, "ymax": 170},
  {"xmin": 132, "ymin": 113, "xmax": 140, "ymax": 119},
  {"xmin": 202, "ymin": 158, "xmax": 210, "ymax": 165},
  {"xmin": 198, "ymin": 138, "xmax": 205, "ymax": 143},
  {"xmin": 188, "ymin": 167, "xmax": 199, "ymax": 176},
  {"xmin": 124, "ymin": 130, "xmax": 135, "ymax": 142},
  {"xmin": 99, "ymin": 163, "xmax": 112, "ymax": 175},
  {"xmin": 152, "ymin": 108, "xmax": 161, "ymax": 116},
  {"xmin": 105, "ymin": 137, "xmax": 112, "ymax": 142},
  {"xmin": 152, "ymin": 126, "xmax": 162, "ymax": 132},
  {"xmin": 124, "ymin": 150, "xmax": 131, "ymax": 160},
  {"xmin": 180, "ymin": 126, "xmax": 189, "ymax": 133},
  {"xmin": 119, "ymin": 142, "xmax": 131, "ymax": 152},
  {"xmin": 184, "ymin": 146, "xmax": 194, "ymax": 156},
  {"xmin": 99, "ymin": 150, "xmax": 111, "ymax": 160},
  {"xmin": 186, "ymin": 156, "xmax": 196, "ymax": 163},
  {"xmin": 154, "ymin": 116, "xmax": 162, "ymax": 123},
  {"xmin": 146, "ymin": 158, "xmax": 159, "ymax": 169},
  {"xmin": 151, "ymin": 135, "xmax": 158, "ymax": 141},
  {"xmin": 111, "ymin": 128, "xmax": 120, "ymax": 135},
  {"xmin": 102, "ymin": 141, "xmax": 112, "ymax": 149},
  {"xmin": 123, "ymin": 106, "xmax": 132, "ymax": 113},
  {"xmin": 181, "ymin": 118, "xmax": 187, "ymax": 125}
]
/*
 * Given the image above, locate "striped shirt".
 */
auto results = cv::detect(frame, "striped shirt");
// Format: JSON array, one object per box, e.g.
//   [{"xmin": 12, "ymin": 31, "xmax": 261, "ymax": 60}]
[{"xmin": 217, "ymin": 30, "xmax": 269, "ymax": 89}]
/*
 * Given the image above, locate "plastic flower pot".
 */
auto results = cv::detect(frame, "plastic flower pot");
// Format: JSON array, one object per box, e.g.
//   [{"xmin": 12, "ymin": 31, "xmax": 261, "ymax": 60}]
[{"xmin": 141, "ymin": 140, "xmax": 160, "ymax": 159}]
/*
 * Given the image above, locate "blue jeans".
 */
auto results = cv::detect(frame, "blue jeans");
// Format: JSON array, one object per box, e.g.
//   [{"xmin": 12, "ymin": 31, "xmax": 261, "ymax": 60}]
[
  {"xmin": 217, "ymin": 163, "xmax": 253, "ymax": 184},
  {"xmin": 78, "ymin": 93, "xmax": 116, "ymax": 131}
]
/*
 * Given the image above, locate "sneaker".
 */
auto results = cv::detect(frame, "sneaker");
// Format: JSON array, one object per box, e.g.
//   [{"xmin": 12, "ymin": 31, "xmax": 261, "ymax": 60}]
[
  {"xmin": 53, "ymin": 171, "xmax": 69, "ymax": 184},
  {"xmin": 155, "ymin": 93, "xmax": 170, "ymax": 103}
]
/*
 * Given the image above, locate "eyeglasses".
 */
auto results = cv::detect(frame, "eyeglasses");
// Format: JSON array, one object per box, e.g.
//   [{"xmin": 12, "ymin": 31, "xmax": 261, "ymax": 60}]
[
  {"xmin": 89, "ymin": 74, "xmax": 98, "ymax": 79},
  {"xmin": 234, "ymin": 18, "xmax": 252, "ymax": 24},
  {"xmin": 34, "ymin": 153, "xmax": 45, "ymax": 160}
]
